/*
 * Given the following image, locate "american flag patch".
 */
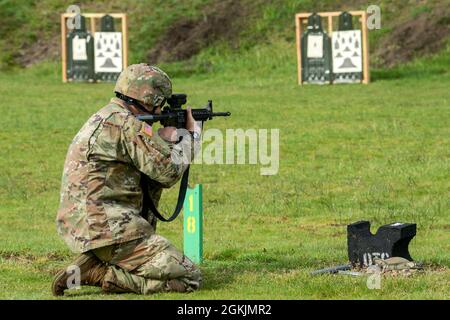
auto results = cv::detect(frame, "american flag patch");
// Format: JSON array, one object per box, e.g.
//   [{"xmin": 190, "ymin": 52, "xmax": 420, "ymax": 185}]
[{"xmin": 140, "ymin": 123, "xmax": 153, "ymax": 138}]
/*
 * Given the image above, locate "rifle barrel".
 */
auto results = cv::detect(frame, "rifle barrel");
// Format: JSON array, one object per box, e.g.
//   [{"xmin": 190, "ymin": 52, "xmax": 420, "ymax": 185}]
[
  {"xmin": 212, "ymin": 112, "xmax": 231, "ymax": 117},
  {"xmin": 137, "ymin": 114, "xmax": 172, "ymax": 121},
  {"xmin": 310, "ymin": 264, "xmax": 351, "ymax": 275}
]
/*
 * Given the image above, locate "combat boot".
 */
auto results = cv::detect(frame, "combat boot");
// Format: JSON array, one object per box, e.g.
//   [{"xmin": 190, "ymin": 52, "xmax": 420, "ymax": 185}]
[
  {"xmin": 52, "ymin": 251, "xmax": 108, "ymax": 296},
  {"xmin": 165, "ymin": 279, "xmax": 188, "ymax": 293}
]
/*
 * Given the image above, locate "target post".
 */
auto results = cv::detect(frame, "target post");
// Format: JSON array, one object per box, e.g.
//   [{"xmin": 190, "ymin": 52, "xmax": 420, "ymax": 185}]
[{"xmin": 183, "ymin": 184, "xmax": 203, "ymax": 264}]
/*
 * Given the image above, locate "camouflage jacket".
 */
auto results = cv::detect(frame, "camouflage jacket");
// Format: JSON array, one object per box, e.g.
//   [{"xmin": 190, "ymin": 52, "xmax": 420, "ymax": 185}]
[{"xmin": 56, "ymin": 98, "xmax": 190, "ymax": 253}]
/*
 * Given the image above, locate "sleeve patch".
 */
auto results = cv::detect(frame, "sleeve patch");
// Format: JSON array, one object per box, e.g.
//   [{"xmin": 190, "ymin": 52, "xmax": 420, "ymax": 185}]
[{"xmin": 140, "ymin": 123, "xmax": 153, "ymax": 138}]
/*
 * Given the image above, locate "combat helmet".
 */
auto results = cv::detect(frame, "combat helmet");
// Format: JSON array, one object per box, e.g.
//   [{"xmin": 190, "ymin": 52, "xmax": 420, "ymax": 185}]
[{"xmin": 114, "ymin": 63, "xmax": 172, "ymax": 111}]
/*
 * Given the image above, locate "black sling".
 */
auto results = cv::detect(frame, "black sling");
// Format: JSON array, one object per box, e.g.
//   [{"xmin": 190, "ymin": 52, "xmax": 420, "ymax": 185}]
[{"xmin": 140, "ymin": 166, "xmax": 190, "ymax": 222}]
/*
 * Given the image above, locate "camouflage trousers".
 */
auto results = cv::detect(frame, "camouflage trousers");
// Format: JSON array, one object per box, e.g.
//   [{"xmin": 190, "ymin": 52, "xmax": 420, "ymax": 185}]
[{"xmin": 92, "ymin": 234, "xmax": 202, "ymax": 294}]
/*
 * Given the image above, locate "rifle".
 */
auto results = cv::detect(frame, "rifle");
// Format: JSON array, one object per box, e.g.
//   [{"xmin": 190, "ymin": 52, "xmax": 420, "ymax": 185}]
[
  {"xmin": 137, "ymin": 93, "xmax": 231, "ymax": 128},
  {"xmin": 310, "ymin": 264, "xmax": 352, "ymax": 275},
  {"xmin": 136, "ymin": 94, "xmax": 230, "ymax": 223}
]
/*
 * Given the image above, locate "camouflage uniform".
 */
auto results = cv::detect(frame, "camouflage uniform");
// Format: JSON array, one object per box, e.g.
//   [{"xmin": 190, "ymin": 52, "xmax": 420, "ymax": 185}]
[{"xmin": 56, "ymin": 64, "xmax": 201, "ymax": 293}]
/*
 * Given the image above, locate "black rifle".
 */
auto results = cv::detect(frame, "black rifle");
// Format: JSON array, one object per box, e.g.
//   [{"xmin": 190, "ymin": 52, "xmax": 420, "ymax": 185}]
[
  {"xmin": 310, "ymin": 264, "xmax": 352, "ymax": 275},
  {"xmin": 136, "ymin": 94, "xmax": 231, "ymax": 223},
  {"xmin": 137, "ymin": 93, "xmax": 231, "ymax": 128}
]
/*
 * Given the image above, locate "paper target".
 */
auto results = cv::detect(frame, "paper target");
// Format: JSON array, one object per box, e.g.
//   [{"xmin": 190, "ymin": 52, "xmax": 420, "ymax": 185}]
[
  {"xmin": 94, "ymin": 32, "xmax": 123, "ymax": 73},
  {"xmin": 72, "ymin": 35, "xmax": 87, "ymax": 61},
  {"xmin": 332, "ymin": 30, "xmax": 362, "ymax": 73},
  {"xmin": 307, "ymin": 35, "xmax": 323, "ymax": 58}
]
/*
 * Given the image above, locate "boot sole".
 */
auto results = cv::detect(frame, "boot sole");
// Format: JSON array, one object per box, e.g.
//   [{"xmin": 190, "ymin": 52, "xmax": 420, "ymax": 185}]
[{"xmin": 52, "ymin": 268, "xmax": 68, "ymax": 296}]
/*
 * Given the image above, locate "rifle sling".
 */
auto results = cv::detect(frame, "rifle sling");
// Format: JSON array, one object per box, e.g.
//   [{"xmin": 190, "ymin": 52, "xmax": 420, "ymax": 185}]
[{"xmin": 141, "ymin": 166, "xmax": 190, "ymax": 222}]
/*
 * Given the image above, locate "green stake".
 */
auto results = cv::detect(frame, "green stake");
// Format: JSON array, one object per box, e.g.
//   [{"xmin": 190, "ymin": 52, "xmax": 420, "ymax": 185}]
[{"xmin": 183, "ymin": 184, "xmax": 203, "ymax": 264}]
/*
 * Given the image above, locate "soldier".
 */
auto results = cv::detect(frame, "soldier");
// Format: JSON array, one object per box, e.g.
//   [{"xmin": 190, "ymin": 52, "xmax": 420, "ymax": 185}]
[{"xmin": 52, "ymin": 64, "xmax": 202, "ymax": 296}]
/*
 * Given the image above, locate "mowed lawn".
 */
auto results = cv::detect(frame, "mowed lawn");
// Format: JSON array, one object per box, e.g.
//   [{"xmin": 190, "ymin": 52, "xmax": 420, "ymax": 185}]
[{"xmin": 0, "ymin": 61, "xmax": 448, "ymax": 299}]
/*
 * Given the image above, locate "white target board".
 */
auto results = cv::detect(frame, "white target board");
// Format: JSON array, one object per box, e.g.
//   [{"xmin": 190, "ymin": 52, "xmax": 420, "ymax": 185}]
[
  {"xmin": 94, "ymin": 32, "xmax": 123, "ymax": 73},
  {"xmin": 72, "ymin": 35, "xmax": 88, "ymax": 61},
  {"xmin": 307, "ymin": 35, "xmax": 324, "ymax": 58},
  {"xmin": 332, "ymin": 30, "xmax": 362, "ymax": 73}
]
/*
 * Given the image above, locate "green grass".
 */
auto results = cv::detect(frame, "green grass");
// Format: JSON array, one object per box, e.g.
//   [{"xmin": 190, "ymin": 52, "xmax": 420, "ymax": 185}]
[{"xmin": 0, "ymin": 40, "xmax": 449, "ymax": 299}]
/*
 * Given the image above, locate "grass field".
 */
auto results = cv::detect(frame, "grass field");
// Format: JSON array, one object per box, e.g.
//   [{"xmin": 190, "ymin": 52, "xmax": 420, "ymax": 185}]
[{"xmin": 0, "ymin": 42, "xmax": 449, "ymax": 299}]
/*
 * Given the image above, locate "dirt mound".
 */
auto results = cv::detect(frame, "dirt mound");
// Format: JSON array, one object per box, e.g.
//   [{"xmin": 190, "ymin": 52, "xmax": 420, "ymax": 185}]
[
  {"xmin": 374, "ymin": 4, "xmax": 450, "ymax": 68},
  {"xmin": 147, "ymin": 0, "xmax": 248, "ymax": 63},
  {"xmin": 4, "ymin": 0, "xmax": 450, "ymax": 70},
  {"xmin": 17, "ymin": 36, "xmax": 60, "ymax": 68}
]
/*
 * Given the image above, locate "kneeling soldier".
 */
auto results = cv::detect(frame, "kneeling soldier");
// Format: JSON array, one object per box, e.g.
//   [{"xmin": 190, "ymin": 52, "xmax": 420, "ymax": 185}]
[{"xmin": 53, "ymin": 64, "xmax": 201, "ymax": 295}]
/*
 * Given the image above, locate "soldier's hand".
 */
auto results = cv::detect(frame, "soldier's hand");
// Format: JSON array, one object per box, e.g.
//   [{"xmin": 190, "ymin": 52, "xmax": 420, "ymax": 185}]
[
  {"xmin": 185, "ymin": 107, "xmax": 195, "ymax": 132},
  {"xmin": 185, "ymin": 107, "xmax": 201, "ymax": 133}
]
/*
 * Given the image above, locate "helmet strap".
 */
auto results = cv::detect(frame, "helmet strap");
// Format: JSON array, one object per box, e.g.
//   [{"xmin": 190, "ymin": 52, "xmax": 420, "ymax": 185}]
[{"xmin": 115, "ymin": 92, "xmax": 155, "ymax": 114}]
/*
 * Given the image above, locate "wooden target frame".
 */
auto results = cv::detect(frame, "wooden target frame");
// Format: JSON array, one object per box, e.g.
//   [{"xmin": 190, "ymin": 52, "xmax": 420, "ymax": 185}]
[
  {"xmin": 60, "ymin": 13, "xmax": 128, "ymax": 83},
  {"xmin": 295, "ymin": 11, "xmax": 370, "ymax": 85}
]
